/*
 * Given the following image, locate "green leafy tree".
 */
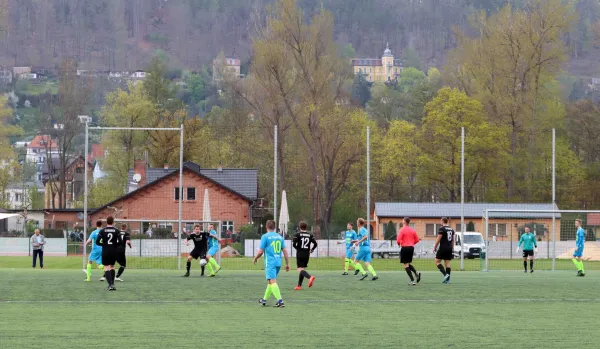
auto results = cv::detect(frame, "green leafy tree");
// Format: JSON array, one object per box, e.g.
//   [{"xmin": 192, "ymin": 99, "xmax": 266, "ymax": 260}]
[
  {"xmin": 351, "ymin": 73, "xmax": 371, "ymax": 107},
  {"xmin": 397, "ymin": 67, "xmax": 426, "ymax": 93},
  {"xmin": 417, "ymin": 87, "xmax": 509, "ymax": 201}
]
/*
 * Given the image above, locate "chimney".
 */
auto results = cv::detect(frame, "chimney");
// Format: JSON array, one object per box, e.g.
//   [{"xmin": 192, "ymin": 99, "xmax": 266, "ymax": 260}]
[
  {"xmin": 217, "ymin": 162, "xmax": 223, "ymax": 172},
  {"xmin": 163, "ymin": 163, "xmax": 169, "ymax": 169},
  {"xmin": 133, "ymin": 159, "xmax": 147, "ymax": 187}
]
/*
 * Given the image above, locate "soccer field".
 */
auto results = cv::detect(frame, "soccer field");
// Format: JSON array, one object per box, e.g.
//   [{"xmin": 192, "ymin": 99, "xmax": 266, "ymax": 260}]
[{"xmin": 1, "ymin": 266, "xmax": 598, "ymax": 348}]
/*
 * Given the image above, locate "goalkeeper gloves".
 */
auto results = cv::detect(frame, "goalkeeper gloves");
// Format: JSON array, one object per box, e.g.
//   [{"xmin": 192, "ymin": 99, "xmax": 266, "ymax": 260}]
[
  {"xmin": 516, "ymin": 247, "xmax": 520, "ymax": 253},
  {"xmin": 534, "ymin": 248, "xmax": 538, "ymax": 253}
]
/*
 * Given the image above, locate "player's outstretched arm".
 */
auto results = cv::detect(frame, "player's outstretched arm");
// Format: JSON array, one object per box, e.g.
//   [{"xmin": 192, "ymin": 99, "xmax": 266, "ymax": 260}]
[{"xmin": 310, "ymin": 235, "xmax": 318, "ymax": 253}]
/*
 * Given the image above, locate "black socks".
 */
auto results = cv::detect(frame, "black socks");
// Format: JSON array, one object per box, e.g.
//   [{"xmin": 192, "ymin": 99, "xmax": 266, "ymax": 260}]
[
  {"xmin": 298, "ymin": 274, "xmax": 304, "ymax": 286},
  {"xmin": 186, "ymin": 261, "xmax": 191, "ymax": 272},
  {"xmin": 437, "ymin": 264, "xmax": 446, "ymax": 276},
  {"xmin": 523, "ymin": 261, "xmax": 527, "ymax": 271},
  {"xmin": 446, "ymin": 268, "xmax": 451, "ymax": 280},
  {"xmin": 116, "ymin": 266, "xmax": 125, "ymax": 278},
  {"xmin": 201, "ymin": 265, "xmax": 205, "ymax": 276},
  {"xmin": 405, "ymin": 267, "xmax": 414, "ymax": 281},
  {"xmin": 530, "ymin": 260, "xmax": 533, "ymax": 270}
]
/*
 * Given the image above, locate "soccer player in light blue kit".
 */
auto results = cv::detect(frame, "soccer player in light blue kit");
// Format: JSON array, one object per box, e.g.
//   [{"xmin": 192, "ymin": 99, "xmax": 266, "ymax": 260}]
[
  {"xmin": 206, "ymin": 224, "xmax": 222, "ymax": 277},
  {"xmin": 254, "ymin": 220, "xmax": 290, "ymax": 308},
  {"xmin": 352, "ymin": 218, "xmax": 377, "ymax": 281},
  {"xmin": 84, "ymin": 220, "xmax": 104, "ymax": 282},
  {"xmin": 572, "ymin": 219, "xmax": 586, "ymax": 277},
  {"xmin": 337, "ymin": 222, "xmax": 359, "ymax": 275}
]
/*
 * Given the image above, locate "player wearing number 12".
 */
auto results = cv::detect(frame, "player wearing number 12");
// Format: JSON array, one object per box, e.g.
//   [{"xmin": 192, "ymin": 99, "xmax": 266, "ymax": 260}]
[
  {"xmin": 96, "ymin": 216, "xmax": 122, "ymax": 291},
  {"xmin": 254, "ymin": 220, "xmax": 290, "ymax": 308},
  {"xmin": 292, "ymin": 221, "xmax": 317, "ymax": 290},
  {"xmin": 433, "ymin": 217, "xmax": 454, "ymax": 284}
]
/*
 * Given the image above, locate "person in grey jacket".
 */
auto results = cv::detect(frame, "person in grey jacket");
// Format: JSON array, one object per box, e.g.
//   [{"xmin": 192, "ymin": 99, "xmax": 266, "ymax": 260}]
[{"xmin": 31, "ymin": 229, "xmax": 46, "ymax": 269}]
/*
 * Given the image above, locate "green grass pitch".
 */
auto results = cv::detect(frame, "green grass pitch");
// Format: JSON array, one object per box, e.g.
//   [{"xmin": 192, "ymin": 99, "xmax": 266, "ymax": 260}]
[{"xmin": 1, "ymin": 257, "xmax": 598, "ymax": 348}]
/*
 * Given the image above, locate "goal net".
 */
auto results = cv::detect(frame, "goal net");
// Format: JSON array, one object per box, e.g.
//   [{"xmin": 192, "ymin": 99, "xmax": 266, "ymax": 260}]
[{"xmin": 483, "ymin": 209, "xmax": 600, "ymax": 271}]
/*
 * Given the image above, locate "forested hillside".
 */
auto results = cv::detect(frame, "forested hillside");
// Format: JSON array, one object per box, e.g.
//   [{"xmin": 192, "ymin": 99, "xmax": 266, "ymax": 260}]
[{"xmin": 2, "ymin": 0, "xmax": 600, "ymax": 75}]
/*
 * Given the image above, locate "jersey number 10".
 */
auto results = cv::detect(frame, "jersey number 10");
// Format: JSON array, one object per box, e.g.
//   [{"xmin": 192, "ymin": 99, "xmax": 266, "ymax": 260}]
[{"xmin": 270, "ymin": 240, "xmax": 282, "ymax": 253}]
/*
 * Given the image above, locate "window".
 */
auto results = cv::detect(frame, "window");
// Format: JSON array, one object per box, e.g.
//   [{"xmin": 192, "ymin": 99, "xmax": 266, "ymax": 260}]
[
  {"xmin": 425, "ymin": 223, "xmax": 440, "ymax": 237},
  {"xmin": 187, "ymin": 187, "xmax": 196, "ymax": 200},
  {"xmin": 174, "ymin": 187, "xmax": 181, "ymax": 200},
  {"xmin": 488, "ymin": 223, "xmax": 507, "ymax": 236},
  {"xmin": 455, "ymin": 223, "xmax": 472, "ymax": 232},
  {"xmin": 75, "ymin": 167, "xmax": 83, "ymax": 174},
  {"xmin": 222, "ymin": 221, "xmax": 234, "ymax": 237}
]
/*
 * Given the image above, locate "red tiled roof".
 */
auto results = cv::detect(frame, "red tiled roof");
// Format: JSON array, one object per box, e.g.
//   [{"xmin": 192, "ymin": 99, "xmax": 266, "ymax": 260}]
[
  {"xmin": 587, "ymin": 213, "xmax": 600, "ymax": 226},
  {"xmin": 28, "ymin": 135, "xmax": 57, "ymax": 149}
]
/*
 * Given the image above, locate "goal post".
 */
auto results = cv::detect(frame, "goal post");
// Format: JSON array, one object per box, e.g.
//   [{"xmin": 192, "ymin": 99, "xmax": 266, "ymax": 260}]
[
  {"xmin": 483, "ymin": 209, "xmax": 600, "ymax": 272},
  {"xmin": 83, "ymin": 122, "xmax": 184, "ymax": 270}
]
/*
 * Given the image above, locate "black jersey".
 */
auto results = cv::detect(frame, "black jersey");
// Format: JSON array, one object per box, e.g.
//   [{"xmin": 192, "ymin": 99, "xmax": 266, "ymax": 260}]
[
  {"xmin": 117, "ymin": 230, "xmax": 131, "ymax": 252},
  {"xmin": 187, "ymin": 232, "xmax": 209, "ymax": 251},
  {"xmin": 293, "ymin": 232, "xmax": 317, "ymax": 254},
  {"xmin": 96, "ymin": 226, "xmax": 122, "ymax": 252},
  {"xmin": 438, "ymin": 226, "xmax": 455, "ymax": 250}
]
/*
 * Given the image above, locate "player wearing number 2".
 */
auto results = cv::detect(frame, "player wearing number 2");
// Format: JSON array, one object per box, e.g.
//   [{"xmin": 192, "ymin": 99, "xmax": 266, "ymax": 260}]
[
  {"xmin": 254, "ymin": 220, "xmax": 290, "ymax": 308},
  {"xmin": 96, "ymin": 216, "xmax": 122, "ymax": 291},
  {"xmin": 292, "ymin": 221, "xmax": 317, "ymax": 290},
  {"xmin": 433, "ymin": 217, "xmax": 454, "ymax": 284}
]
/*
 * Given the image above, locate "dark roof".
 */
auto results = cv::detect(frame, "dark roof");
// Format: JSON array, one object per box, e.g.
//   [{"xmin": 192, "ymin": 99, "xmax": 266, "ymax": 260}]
[
  {"xmin": 375, "ymin": 202, "xmax": 561, "ymax": 219},
  {"xmin": 352, "ymin": 58, "xmax": 403, "ymax": 67},
  {"xmin": 127, "ymin": 161, "xmax": 258, "ymax": 199}
]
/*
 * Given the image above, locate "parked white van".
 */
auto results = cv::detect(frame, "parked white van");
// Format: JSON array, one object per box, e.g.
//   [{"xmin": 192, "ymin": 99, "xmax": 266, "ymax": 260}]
[{"xmin": 454, "ymin": 232, "xmax": 486, "ymax": 259}]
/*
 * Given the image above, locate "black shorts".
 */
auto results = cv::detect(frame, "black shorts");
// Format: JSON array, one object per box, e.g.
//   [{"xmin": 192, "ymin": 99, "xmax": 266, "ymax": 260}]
[
  {"xmin": 522, "ymin": 250, "xmax": 534, "ymax": 258},
  {"xmin": 190, "ymin": 249, "xmax": 206, "ymax": 260},
  {"xmin": 102, "ymin": 251, "xmax": 117, "ymax": 266},
  {"xmin": 400, "ymin": 247, "xmax": 414, "ymax": 264},
  {"xmin": 116, "ymin": 251, "xmax": 127, "ymax": 267},
  {"xmin": 436, "ymin": 248, "xmax": 453, "ymax": 261},
  {"xmin": 296, "ymin": 254, "xmax": 310, "ymax": 268}
]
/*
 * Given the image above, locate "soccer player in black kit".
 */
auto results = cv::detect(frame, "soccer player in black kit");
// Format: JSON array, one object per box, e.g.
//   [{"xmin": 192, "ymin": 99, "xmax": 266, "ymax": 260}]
[
  {"xmin": 292, "ymin": 221, "xmax": 317, "ymax": 290},
  {"xmin": 433, "ymin": 217, "xmax": 455, "ymax": 284},
  {"xmin": 115, "ymin": 223, "xmax": 132, "ymax": 282},
  {"xmin": 96, "ymin": 216, "xmax": 122, "ymax": 291},
  {"xmin": 183, "ymin": 224, "xmax": 209, "ymax": 277}
]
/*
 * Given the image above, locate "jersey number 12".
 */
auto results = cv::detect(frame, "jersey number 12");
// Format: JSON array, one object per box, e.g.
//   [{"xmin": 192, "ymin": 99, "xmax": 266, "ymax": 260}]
[{"xmin": 301, "ymin": 237, "xmax": 310, "ymax": 250}]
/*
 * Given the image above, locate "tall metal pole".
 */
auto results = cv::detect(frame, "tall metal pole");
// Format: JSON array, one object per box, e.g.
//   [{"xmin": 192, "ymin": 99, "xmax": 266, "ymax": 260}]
[
  {"xmin": 484, "ymin": 209, "xmax": 489, "ymax": 272},
  {"xmin": 83, "ymin": 119, "xmax": 89, "ymax": 270},
  {"xmin": 461, "ymin": 127, "xmax": 465, "ymax": 270},
  {"xmin": 274, "ymin": 125, "xmax": 278, "ymax": 226},
  {"xmin": 366, "ymin": 126, "xmax": 370, "ymax": 236},
  {"xmin": 178, "ymin": 124, "xmax": 184, "ymax": 270},
  {"xmin": 552, "ymin": 128, "xmax": 556, "ymax": 271}
]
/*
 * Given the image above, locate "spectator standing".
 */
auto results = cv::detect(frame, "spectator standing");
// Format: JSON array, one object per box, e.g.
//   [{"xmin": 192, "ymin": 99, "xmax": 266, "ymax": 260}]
[{"xmin": 31, "ymin": 229, "xmax": 46, "ymax": 269}]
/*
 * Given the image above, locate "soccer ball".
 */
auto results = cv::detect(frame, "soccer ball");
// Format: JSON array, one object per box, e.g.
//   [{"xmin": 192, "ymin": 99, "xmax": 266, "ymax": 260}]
[{"xmin": 199, "ymin": 259, "xmax": 207, "ymax": 266}]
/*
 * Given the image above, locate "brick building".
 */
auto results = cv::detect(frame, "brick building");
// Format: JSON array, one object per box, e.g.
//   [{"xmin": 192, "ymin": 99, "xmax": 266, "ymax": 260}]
[{"xmin": 90, "ymin": 161, "xmax": 258, "ymax": 236}]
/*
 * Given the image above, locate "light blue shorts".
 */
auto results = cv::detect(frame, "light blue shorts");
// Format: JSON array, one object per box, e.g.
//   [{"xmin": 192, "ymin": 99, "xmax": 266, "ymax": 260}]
[
  {"xmin": 88, "ymin": 249, "xmax": 102, "ymax": 264},
  {"xmin": 208, "ymin": 246, "xmax": 219, "ymax": 257},
  {"xmin": 345, "ymin": 249, "xmax": 355, "ymax": 259},
  {"xmin": 355, "ymin": 248, "xmax": 372, "ymax": 263},
  {"xmin": 573, "ymin": 248, "xmax": 584, "ymax": 258},
  {"xmin": 265, "ymin": 266, "xmax": 281, "ymax": 280}
]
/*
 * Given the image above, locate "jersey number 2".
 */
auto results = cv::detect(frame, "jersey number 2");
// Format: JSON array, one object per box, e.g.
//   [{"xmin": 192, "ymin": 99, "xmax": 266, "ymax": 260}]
[
  {"xmin": 107, "ymin": 233, "xmax": 113, "ymax": 245},
  {"xmin": 301, "ymin": 237, "xmax": 310, "ymax": 249},
  {"xmin": 270, "ymin": 240, "xmax": 282, "ymax": 253}
]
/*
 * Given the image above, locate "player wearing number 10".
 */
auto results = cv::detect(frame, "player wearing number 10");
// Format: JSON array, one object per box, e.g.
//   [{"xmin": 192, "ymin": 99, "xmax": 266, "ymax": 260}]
[{"xmin": 253, "ymin": 220, "xmax": 290, "ymax": 308}]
